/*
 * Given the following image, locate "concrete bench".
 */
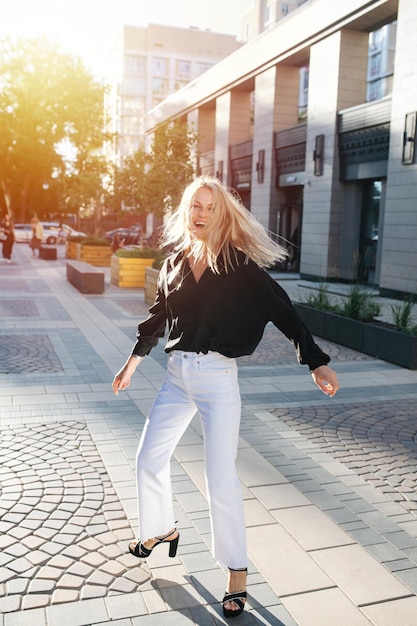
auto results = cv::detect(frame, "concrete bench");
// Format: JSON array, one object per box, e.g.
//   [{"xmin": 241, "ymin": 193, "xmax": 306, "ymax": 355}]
[
  {"xmin": 66, "ymin": 261, "xmax": 105, "ymax": 294},
  {"xmin": 40, "ymin": 245, "xmax": 57, "ymax": 260}
]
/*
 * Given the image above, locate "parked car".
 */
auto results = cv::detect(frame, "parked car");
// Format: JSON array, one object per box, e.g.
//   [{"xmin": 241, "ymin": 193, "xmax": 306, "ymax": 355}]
[
  {"xmin": 105, "ymin": 228, "xmax": 141, "ymax": 246},
  {"xmin": 14, "ymin": 222, "xmax": 86, "ymax": 245},
  {"xmin": 13, "ymin": 224, "xmax": 33, "ymax": 243},
  {"xmin": 41, "ymin": 222, "xmax": 87, "ymax": 242}
]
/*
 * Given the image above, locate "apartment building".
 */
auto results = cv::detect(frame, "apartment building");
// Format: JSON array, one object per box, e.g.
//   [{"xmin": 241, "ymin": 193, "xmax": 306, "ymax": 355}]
[
  {"xmin": 107, "ymin": 24, "xmax": 241, "ymax": 164},
  {"xmin": 144, "ymin": 0, "xmax": 417, "ymax": 300},
  {"xmin": 241, "ymin": 0, "xmax": 309, "ymax": 42}
]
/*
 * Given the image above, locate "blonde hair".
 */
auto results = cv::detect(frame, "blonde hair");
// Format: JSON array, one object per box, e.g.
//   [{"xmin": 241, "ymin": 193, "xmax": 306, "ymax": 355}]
[{"xmin": 161, "ymin": 176, "xmax": 288, "ymax": 275}]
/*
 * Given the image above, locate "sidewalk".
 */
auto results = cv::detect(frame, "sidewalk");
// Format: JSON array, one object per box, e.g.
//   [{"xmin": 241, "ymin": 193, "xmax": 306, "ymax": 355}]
[{"xmin": 1, "ymin": 243, "xmax": 417, "ymax": 626}]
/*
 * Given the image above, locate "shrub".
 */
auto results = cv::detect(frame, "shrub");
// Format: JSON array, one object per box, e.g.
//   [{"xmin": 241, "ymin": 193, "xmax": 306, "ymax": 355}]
[
  {"xmin": 391, "ymin": 299, "xmax": 416, "ymax": 334},
  {"xmin": 67, "ymin": 235, "xmax": 87, "ymax": 243},
  {"xmin": 302, "ymin": 284, "xmax": 335, "ymax": 311},
  {"xmin": 114, "ymin": 246, "xmax": 160, "ymax": 258},
  {"xmin": 336, "ymin": 285, "xmax": 381, "ymax": 322},
  {"xmin": 80, "ymin": 236, "xmax": 109, "ymax": 246}
]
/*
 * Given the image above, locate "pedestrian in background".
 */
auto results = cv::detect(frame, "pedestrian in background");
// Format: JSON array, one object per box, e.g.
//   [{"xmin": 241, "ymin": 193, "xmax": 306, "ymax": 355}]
[
  {"xmin": 112, "ymin": 176, "xmax": 339, "ymax": 618},
  {"xmin": 1, "ymin": 214, "xmax": 15, "ymax": 264},
  {"xmin": 30, "ymin": 215, "xmax": 44, "ymax": 257}
]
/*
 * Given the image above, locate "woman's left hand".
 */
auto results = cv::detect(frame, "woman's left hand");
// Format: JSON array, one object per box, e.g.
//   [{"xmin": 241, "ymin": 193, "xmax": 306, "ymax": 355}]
[{"xmin": 311, "ymin": 365, "xmax": 339, "ymax": 397}]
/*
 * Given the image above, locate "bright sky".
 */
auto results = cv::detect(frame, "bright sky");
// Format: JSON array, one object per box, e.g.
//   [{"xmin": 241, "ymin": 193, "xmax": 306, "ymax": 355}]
[{"xmin": 0, "ymin": 0, "xmax": 254, "ymax": 78}]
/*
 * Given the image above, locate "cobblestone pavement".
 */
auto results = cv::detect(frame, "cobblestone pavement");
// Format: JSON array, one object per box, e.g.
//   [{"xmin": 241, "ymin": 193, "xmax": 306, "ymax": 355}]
[
  {"xmin": 0, "ymin": 421, "xmax": 151, "ymax": 613},
  {"xmin": 1, "ymin": 245, "xmax": 417, "ymax": 626},
  {"xmin": 271, "ymin": 401, "xmax": 417, "ymax": 513}
]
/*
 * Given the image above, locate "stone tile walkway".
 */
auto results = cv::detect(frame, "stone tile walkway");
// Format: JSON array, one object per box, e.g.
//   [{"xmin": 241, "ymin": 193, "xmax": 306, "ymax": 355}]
[{"xmin": 0, "ymin": 244, "xmax": 417, "ymax": 625}]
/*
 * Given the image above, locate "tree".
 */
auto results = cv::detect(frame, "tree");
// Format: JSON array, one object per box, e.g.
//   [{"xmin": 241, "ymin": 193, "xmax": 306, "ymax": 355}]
[
  {"xmin": 111, "ymin": 147, "xmax": 150, "ymax": 214},
  {"xmin": 0, "ymin": 36, "xmax": 109, "ymax": 222},
  {"xmin": 110, "ymin": 118, "xmax": 197, "ymax": 220},
  {"xmin": 146, "ymin": 119, "xmax": 197, "ymax": 217}
]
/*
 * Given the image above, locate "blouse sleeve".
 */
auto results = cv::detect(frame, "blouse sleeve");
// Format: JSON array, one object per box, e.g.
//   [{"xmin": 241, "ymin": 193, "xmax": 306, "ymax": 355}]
[
  {"xmin": 246, "ymin": 261, "xmax": 330, "ymax": 371},
  {"xmin": 131, "ymin": 284, "xmax": 167, "ymax": 357}
]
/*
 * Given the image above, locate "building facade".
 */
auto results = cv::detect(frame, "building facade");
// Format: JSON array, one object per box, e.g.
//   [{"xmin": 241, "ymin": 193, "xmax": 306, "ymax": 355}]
[
  {"xmin": 107, "ymin": 24, "xmax": 241, "ymax": 164},
  {"xmin": 144, "ymin": 0, "xmax": 416, "ymax": 299},
  {"xmin": 240, "ymin": 0, "xmax": 309, "ymax": 43}
]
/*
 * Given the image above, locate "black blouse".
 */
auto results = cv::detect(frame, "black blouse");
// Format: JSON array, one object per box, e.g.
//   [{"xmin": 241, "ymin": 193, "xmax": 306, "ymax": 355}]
[{"xmin": 131, "ymin": 250, "xmax": 330, "ymax": 371}]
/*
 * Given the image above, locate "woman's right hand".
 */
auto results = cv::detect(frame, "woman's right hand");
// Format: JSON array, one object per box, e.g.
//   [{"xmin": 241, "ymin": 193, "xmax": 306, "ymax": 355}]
[{"xmin": 112, "ymin": 355, "xmax": 142, "ymax": 395}]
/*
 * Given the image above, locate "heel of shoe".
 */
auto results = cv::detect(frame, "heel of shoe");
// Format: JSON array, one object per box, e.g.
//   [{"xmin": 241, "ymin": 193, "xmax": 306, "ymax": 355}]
[{"xmin": 168, "ymin": 534, "xmax": 179, "ymax": 557}]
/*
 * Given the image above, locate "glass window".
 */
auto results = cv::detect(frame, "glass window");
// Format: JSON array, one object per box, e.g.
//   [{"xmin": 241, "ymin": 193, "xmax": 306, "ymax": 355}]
[
  {"xmin": 122, "ymin": 76, "xmax": 146, "ymax": 97},
  {"xmin": 369, "ymin": 52, "xmax": 382, "ymax": 77},
  {"xmin": 124, "ymin": 54, "xmax": 146, "ymax": 74},
  {"xmin": 195, "ymin": 62, "xmax": 212, "ymax": 77},
  {"xmin": 153, "ymin": 57, "xmax": 168, "ymax": 77},
  {"xmin": 282, "ymin": 3, "xmax": 290, "ymax": 15},
  {"xmin": 265, "ymin": 5, "xmax": 271, "ymax": 23},
  {"xmin": 368, "ymin": 80, "xmax": 382, "ymax": 101},
  {"xmin": 152, "ymin": 77, "xmax": 167, "ymax": 97},
  {"xmin": 177, "ymin": 60, "xmax": 191, "ymax": 80}
]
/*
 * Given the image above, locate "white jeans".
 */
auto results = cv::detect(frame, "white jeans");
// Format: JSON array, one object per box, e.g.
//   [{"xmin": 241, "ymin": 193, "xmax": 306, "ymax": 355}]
[{"xmin": 136, "ymin": 350, "xmax": 248, "ymax": 569}]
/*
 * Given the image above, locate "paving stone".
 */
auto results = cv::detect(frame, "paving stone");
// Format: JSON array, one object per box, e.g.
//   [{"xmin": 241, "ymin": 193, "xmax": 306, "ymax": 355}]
[
  {"xmin": 48, "ymin": 555, "xmax": 74, "ymax": 569},
  {"xmin": 0, "ymin": 595, "xmax": 21, "ymax": 613},
  {"xmin": 0, "ymin": 536, "xmax": 19, "ymax": 550},
  {"xmin": 6, "ymin": 557, "xmax": 34, "ymax": 574},
  {"xmin": 57, "ymin": 574, "xmax": 85, "ymax": 590},
  {"xmin": 78, "ymin": 537, "xmax": 102, "ymax": 551},
  {"xmin": 29, "ymin": 578, "xmax": 56, "ymax": 594},
  {"xmin": 0, "ymin": 568, "xmax": 16, "ymax": 584},
  {"xmin": 109, "ymin": 578, "xmax": 137, "ymax": 593},
  {"xmin": 283, "ymin": 587, "xmax": 371, "ymax": 626},
  {"xmin": 312, "ymin": 544, "xmax": 412, "ymax": 605},
  {"xmin": 34, "ymin": 527, "xmax": 58, "ymax": 540},
  {"xmin": 123, "ymin": 567, "xmax": 152, "ymax": 586},
  {"xmin": 67, "ymin": 562, "xmax": 94, "ymax": 578},
  {"xmin": 25, "ymin": 551, "xmax": 51, "ymax": 567},
  {"xmin": 86, "ymin": 570, "xmax": 115, "ymax": 587},
  {"xmin": 98, "ymin": 544, "xmax": 124, "ymax": 559},
  {"xmin": 51, "ymin": 589, "xmax": 80, "ymax": 604},
  {"xmin": 6, "ymin": 578, "xmax": 29, "ymax": 595},
  {"xmin": 21, "ymin": 535, "xmax": 47, "ymax": 550},
  {"xmin": 22, "ymin": 594, "xmax": 50, "ymax": 610},
  {"xmin": 80, "ymin": 584, "xmax": 108, "ymax": 600},
  {"xmin": 36, "ymin": 566, "xmax": 63, "ymax": 581},
  {"xmin": 99, "ymin": 561, "xmax": 127, "ymax": 577}
]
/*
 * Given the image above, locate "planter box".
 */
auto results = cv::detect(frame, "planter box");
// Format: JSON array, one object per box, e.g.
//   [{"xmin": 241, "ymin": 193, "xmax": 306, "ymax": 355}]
[
  {"xmin": 111, "ymin": 256, "xmax": 155, "ymax": 288},
  {"xmin": 294, "ymin": 303, "xmax": 417, "ymax": 370},
  {"xmin": 76, "ymin": 243, "xmax": 112, "ymax": 267},
  {"xmin": 65, "ymin": 241, "xmax": 78, "ymax": 259},
  {"xmin": 144, "ymin": 267, "xmax": 159, "ymax": 304}
]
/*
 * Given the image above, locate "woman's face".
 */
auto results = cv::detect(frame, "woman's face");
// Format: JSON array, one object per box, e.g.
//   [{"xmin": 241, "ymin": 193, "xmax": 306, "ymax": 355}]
[{"xmin": 189, "ymin": 187, "xmax": 215, "ymax": 240}]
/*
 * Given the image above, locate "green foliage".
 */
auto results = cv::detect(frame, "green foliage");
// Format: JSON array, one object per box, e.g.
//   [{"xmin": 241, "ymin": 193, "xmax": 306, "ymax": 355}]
[
  {"xmin": 110, "ymin": 149, "xmax": 149, "ymax": 214},
  {"xmin": 111, "ymin": 119, "xmax": 197, "ymax": 217},
  {"xmin": 114, "ymin": 247, "xmax": 159, "ymax": 258},
  {"xmin": 391, "ymin": 299, "xmax": 417, "ymax": 334},
  {"xmin": 336, "ymin": 285, "xmax": 381, "ymax": 322},
  {"xmin": 80, "ymin": 236, "xmax": 109, "ymax": 246},
  {"xmin": 67, "ymin": 235, "xmax": 87, "ymax": 243},
  {"xmin": 302, "ymin": 284, "xmax": 335, "ymax": 311},
  {"xmin": 0, "ymin": 36, "xmax": 109, "ymax": 221}
]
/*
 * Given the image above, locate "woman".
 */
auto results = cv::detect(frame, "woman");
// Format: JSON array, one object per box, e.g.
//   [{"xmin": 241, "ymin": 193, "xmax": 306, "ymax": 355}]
[
  {"xmin": 112, "ymin": 176, "xmax": 339, "ymax": 618},
  {"xmin": 30, "ymin": 215, "xmax": 44, "ymax": 257},
  {"xmin": 1, "ymin": 214, "xmax": 15, "ymax": 264}
]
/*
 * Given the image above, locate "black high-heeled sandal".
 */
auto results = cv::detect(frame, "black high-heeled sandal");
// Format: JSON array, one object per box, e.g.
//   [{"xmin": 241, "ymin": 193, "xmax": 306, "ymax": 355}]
[
  {"xmin": 222, "ymin": 567, "xmax": 247, "ymax": 619},
  {"xmin": 128, "ymin": 528, "xmax": 179, "ymax": 559}
]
